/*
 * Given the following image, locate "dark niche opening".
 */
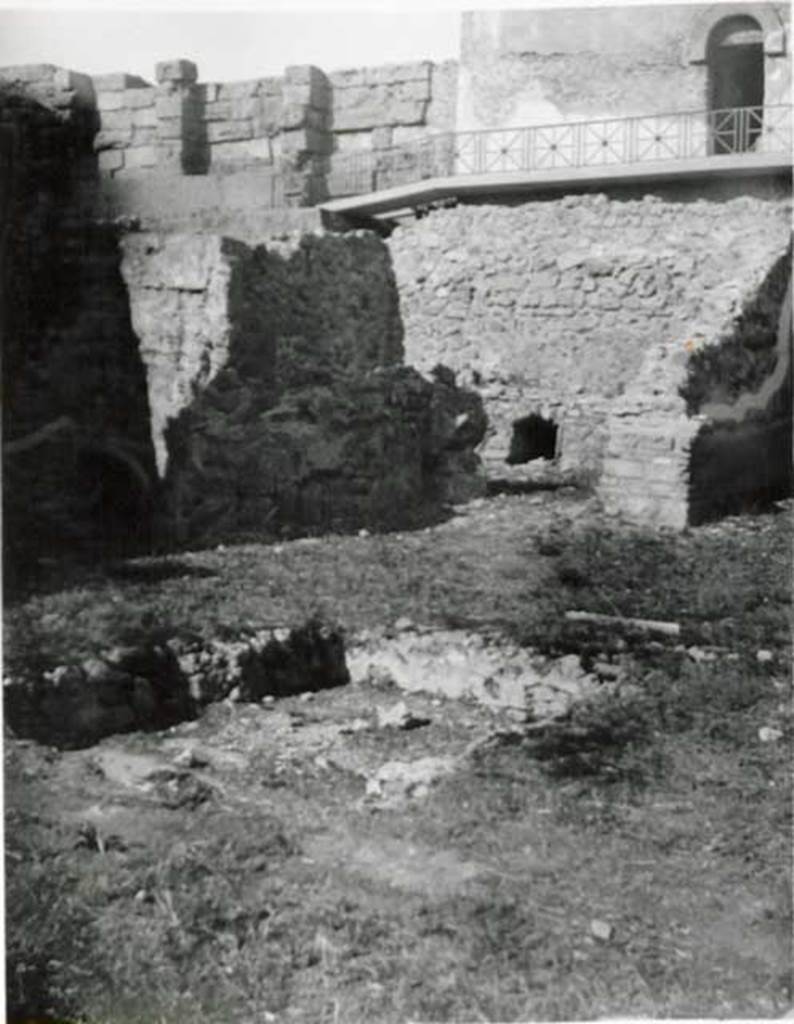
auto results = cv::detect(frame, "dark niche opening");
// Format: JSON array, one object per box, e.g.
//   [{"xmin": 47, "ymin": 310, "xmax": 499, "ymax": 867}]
[{"xmin": 506, "ymin": 414, "xmax": 558, "ymax": 464}]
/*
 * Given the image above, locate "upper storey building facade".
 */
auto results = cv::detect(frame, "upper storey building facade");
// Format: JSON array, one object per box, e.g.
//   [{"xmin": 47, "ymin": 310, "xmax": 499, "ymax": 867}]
[{"xmin": 457, "ymin": 3, "xmax": 790, "ymax": 131}]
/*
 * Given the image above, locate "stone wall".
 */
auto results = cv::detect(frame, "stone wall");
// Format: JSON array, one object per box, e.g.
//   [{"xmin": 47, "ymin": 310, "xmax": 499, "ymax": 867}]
[
  {"xmin": 85, "ymin": 56, "xmax": 457, "ymax": 204},
  {"xmin": 387, "ymin": 190, "xmax": 791, "ymax": 523},
  {"xmin": 599, "ymin": 245, "xmax": 792, "ymax": 528},
  {"xmin": 120, "ymin": 229, "xmax": 484, "ymax": 547},
  {"xmin": 1, "ymin": 65, "xmax": 158, "ymax": 573},
  {"xmin": 120, "ymin": 230, "xmax": 405, "ymax": 475},
  {"xmin": 90, "ymin": 59, "xmax": 316, "ymax": 200}
]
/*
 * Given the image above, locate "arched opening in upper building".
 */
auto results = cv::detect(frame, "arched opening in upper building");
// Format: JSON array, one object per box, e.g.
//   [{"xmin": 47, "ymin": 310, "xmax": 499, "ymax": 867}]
[{"xmin": 707, "ymin": 15, "xmax": 765, "ymax": 153}]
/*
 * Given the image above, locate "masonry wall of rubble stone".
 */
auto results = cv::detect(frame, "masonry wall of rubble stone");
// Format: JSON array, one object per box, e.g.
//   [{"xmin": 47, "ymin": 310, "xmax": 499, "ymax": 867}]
[
  {"xmin": 1, "ymin": 61, "xmax": 481, "ymax": 570},
  {"xmin": 387, "ymin": 191, "xmax": 792, "ymax": 525},
  {"xmin": 120, "ymin": 230, "xmax": 485, "ymax": 546}
]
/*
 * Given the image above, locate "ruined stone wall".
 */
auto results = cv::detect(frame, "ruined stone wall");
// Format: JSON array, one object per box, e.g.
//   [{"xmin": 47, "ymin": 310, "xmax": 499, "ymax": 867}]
[
  {"xmin": 387, "ymin": 191, "xmax": 791, "ymax": 523},
  {"xmin": 599, "ymin": 246, "xmax": 792, "ymax": 528},
  {"xmin": 120, "ymin": 230, "xmax": 405, "ymax": 476},
  {"xmin": 120, "ymin": 230, "xmax": 484, "ymax": 546},
  {"xmin": 458, "ymin": 4, "xmax": 790, "ymax": 132}
]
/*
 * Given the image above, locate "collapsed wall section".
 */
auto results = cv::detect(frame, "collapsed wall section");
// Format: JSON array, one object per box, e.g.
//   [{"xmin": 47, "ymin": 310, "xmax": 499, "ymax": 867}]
[
  {"xmin": 387, "ymin": 191, "xmax": 791, "ymax": 522},
  {"xmin": 121, "ymin": 230, "xmax": 485, "ymax": 547}
]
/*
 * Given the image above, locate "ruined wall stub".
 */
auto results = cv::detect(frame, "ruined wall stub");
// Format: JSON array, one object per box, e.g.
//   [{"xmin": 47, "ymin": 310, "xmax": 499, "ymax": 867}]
[{"xmin": 120, "ymin": 230, "xmax": 485, "ymax": 547}]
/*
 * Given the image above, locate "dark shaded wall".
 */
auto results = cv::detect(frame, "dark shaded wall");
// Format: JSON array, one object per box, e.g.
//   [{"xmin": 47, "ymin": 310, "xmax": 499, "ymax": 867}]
[
  {"xmin": 687, "ymin": 261, "xmax": 792, "ymax": 524},
  {"xmin": 1, "ymin": 68, "xmax": 158, "ymax": 580}
]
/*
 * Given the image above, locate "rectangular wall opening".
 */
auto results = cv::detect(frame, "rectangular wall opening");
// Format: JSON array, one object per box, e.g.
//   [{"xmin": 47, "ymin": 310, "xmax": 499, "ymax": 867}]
[{"xmin": 506, "ymin": 414, "xmax": 558, "ymax": 464}]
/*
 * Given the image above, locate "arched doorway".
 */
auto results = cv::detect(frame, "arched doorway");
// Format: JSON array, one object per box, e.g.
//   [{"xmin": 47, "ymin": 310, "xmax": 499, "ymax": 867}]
[{"xmin": 707, "ymin": 15, "xmax": 764, "ymax": 153}]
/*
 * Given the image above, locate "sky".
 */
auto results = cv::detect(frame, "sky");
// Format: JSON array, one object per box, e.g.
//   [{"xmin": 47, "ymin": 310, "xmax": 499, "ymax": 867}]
[
  {"xmin": 0, "ymin": 0, "xmax": 731, "ymax": 83},
  {"xmin": 0, "ymin": 8, "xmax": 462, "ymax": 81}
]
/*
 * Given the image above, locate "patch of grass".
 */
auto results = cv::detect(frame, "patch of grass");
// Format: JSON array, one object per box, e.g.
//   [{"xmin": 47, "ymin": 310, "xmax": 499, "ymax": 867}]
[
  {"xmin": 4, "ymin": 496, "xmax": 791, "ymax": 1021},
  {"xmin": 522, "ymin": 509, "xmax": 791, "ymax": 657}
]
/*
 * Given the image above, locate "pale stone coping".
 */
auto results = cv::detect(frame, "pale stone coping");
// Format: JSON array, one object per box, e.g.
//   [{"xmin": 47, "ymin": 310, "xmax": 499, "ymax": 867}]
[{"xmin": 321, "ymin": 151, "xmax": 793, "ymax": 217}]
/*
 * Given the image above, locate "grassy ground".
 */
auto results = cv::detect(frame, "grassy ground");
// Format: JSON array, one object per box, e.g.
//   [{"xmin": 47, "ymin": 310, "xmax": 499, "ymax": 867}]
[{"xmin": 4, "ymin": 491, "xmax": 792, "ymax": 1022}]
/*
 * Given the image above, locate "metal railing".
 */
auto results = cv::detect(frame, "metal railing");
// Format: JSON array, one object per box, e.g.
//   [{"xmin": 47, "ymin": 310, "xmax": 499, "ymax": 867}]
[{"xmin": 325, "ymin": 104, "xmax": 792, "ymax": 199}]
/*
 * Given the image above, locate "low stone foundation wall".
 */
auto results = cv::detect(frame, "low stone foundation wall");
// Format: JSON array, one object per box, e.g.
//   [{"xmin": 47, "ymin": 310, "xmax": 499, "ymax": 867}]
[{"xmin": 4, "ymin": 620, "xmax": 348, "ymax": 749}]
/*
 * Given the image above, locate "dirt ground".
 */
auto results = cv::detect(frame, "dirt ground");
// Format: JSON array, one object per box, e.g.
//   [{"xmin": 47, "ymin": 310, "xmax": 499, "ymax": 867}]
[{"xmin": 4, "ymin": 490, "xmax": 792, "ymax": 1023}]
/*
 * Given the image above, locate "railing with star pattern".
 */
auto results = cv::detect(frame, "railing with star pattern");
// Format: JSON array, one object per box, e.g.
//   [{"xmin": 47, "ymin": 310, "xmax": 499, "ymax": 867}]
[{"xmin": 325, "ymin": 104, "xmax": 792, "ymax": 200}]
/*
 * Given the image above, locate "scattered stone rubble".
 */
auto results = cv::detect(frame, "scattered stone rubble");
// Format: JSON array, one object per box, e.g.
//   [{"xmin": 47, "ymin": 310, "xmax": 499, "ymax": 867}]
[
  {"xmin": 3, "ymin": 620, "xmax": 348, "ymax": 749},
  {"xmin": 347, "ymin": 624, "xmax": 610, "ymax": 720},
  {"xmin": 4, "ymin": 613, "xmax": 635, "ymax": 755}
]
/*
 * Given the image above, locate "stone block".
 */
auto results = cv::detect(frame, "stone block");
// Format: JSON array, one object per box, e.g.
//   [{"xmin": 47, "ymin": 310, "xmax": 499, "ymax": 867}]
[
  {"xmin": 209, "ymin": 136, "xmax": 276, "ymax": 164},
  {"xmin": 52, "ymin": 68, "xmax": 95, "ymax": 101},
  {"xmin": 132, "ymin": 126, "xmax": 158, "ymax": 145},
  {"xmin": 97, "ymin": 91, "xmax": 126, "ymax": 111},
  {"xmin": 283, "ymin": 65, "xmax": 331, "ymax": 108},
  {"xmin": 332, "ymin": 97, "xmax": 427, "ymax": 132},
  {"xmin": 393, "ymin": 78, "xmax": 432, "ymax": 102},
  {"xmin": 259, "ymin": 76, "xmax": 282, "ymax": 97},
  {"xmin": 330, "ymin": 68, "xmax": 367, "ymax": 88},
  {"xmin": 98, "ymin": 148, "xmax": 124, "ymax": 172},
  {"xmin": 280, "ymin": 101, "xmax": 327, "ymax": 132},
  {"xmin": 371, "ymin": 126, "xmax": 394, "ymax": 149},
  {"xmin": 207, "ymin": 120, "xmax": 254, "ymax": 143},
  {"xmin": 125, "ymin": 87, "xmax": 156, "ymax": 109},
  {"xmin": 229, "ymin": 97, "xmax": 261, "ymax": 120},
  {"xmin": 365, "ymin": 61, "xmax": 432, "ymax": 86},
  {"xmin": 253, "ymin": 103, "xmax": 282, "ymax": 137},
  {"xmin": 98, "ymin": 109, "xmax": 133, "ymax": 132},
  {"xmin": 332, "ymin": 129, "xmax": 374, "ymax": 153},
  {"xmin": 155, "ymin": 93, "xmax": 185, "ymax": 118},
  {"xmin": 124, "ymin": 145, "xmax": 158, "ymax": 168},
  {"xmin": 131, "ymin": 105, "xmax": 157, "ymax": 128},
  {"xmin": 280, "ymin": 101, "xmax": 308, "ymax": 130},
  {"xmin": 94, "ymin": 127, "xmax": 133, "ymax": 150},
  {"xmin": 92, "ymin": 71, "xmax": 150, "ymax": 91},
  {"xmin": 217, "ymin": 79, "xmax": 260, "ymax": 100},
  {"xmin": 156, "ymin": 117, "xmax": 184, "ymax": 140},
  {"xmin": 202, "ymin": 100, "xmax": 230, "ymax": 122},
  {"xmin": 155, "ymin": 59, "xmax": 198, "ymax": 85},
  {"xmin": 156, "ymin": 141, "xmax": 182, "ymax": 166}
]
